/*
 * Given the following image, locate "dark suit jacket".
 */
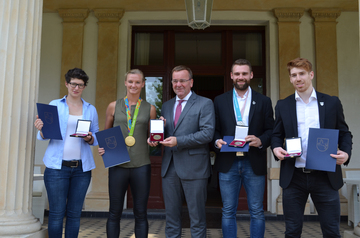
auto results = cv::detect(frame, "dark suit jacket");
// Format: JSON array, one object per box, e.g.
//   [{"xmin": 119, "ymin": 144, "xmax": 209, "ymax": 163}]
[
  {"xmin": 161, "ymin": 92, "xmax": 215, "ymax": 180},
  {"xmin": 271, "ymin": 91, "xmax": 353, "ymax": 190},
  {"xmin": 213, "ymin": 89, "xmax": 274, "ymax": 176}
]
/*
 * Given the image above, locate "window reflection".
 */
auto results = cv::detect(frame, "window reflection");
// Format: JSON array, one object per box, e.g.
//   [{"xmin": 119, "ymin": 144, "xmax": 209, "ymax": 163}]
[{"xmin": 145, "ymin": 77, "xmax": 163, "ymax": 156}]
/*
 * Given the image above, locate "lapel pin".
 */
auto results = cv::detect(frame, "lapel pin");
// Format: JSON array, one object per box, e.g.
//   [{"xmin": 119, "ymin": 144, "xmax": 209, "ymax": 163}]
[
  {"xmin": 320, "ymin": 102, "xmax": 324, "ymax": 106},
  {"xmin": 252, "ymin": 101, "xmax": 256, "ymax": 105}
]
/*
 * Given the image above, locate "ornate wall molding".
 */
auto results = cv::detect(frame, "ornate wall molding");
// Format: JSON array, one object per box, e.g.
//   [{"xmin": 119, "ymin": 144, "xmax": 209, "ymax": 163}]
[
  {"xmin": 94, "ymin": 9, "xmax": 124, "ymax": 22},
  {"xmin": 58, "ymin": 9, "xmax": 89, "ymax": 22},
  {"xmin": 273, "ymin": 8, "xmax": 305, "ymax": 22},
  {"xmin": 310, "ymin": 8, "xmax": 341, "ymax": 22}
]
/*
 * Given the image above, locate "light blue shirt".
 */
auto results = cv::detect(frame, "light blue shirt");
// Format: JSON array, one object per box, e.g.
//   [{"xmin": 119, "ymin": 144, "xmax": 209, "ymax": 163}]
[{"xmin": 37, "ymin": 96, "xmax": 99, "ymax": 172}]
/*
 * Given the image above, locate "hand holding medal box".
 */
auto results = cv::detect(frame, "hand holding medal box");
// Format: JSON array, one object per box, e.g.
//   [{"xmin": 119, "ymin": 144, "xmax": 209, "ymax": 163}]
[
  {"xmin": 70, "ymin": 119, "xmax": 91, "ymax": 138},
  {"xmin": 284, "ymin": 137, "xmax": 302, "ymax": 158},
  {"xmin": 150, "ymin": 119, "xmax": 164, "ymax": 142},
  {"xmin": 229, "ymin": 125, "xmax": 248, "ymax": 147}
]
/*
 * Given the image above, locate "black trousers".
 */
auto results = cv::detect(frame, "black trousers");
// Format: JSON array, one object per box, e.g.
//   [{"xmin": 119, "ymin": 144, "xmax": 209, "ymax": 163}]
[
  {"xmin": 106, "ymin": 164, "xmax": 151, "ymax": 238},
  {"xmin": 282, "ymin": 169, "xmax": 341, "ymax": 238}
]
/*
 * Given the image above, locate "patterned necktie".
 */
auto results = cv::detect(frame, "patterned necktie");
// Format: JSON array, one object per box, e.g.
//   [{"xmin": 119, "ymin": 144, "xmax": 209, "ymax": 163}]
[{"xmin": 174, "ymin": 100, "xmax": 184, "ymax": 127}]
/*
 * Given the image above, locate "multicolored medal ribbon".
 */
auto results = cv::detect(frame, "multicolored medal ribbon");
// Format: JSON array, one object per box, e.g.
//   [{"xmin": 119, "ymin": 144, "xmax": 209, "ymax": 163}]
[{"xmin": 124, "ymin": 96, "xmax": 142, "ymax": 146}]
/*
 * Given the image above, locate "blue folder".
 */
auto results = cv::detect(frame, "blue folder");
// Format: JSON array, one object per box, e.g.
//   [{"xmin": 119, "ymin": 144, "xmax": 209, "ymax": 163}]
[
  {"xmin": 36, "ymin": 103, "xmax": 62, "ymax": 140},
  {"xmin": 305, "ymin": 128, "xmax": 339, "ymax": 172},
  {"xmin": 220, "ymin": 136, "xmax": 249, "ymax": 152},
  {"xmin": 95, "ymin": 126, "xmax": 130, "ymax": 168}
]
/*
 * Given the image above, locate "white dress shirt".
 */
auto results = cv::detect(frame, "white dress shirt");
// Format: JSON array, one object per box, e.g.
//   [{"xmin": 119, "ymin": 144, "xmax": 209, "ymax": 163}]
[
  {"xmin": 295, "ymin": 89, "xmax": 320, "ymax": 168},
  {"xmin": 173, "ymin": 91, "xmax": 192, "ymax": 120},
  {"xmin": 233, "ymin": 87, "xmax": 252, "ymax": 126}
]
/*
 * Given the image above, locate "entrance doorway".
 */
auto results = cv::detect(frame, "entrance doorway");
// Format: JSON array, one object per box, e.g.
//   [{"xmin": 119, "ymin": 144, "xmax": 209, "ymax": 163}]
[{"xmin": 129, "ymin": 26, "xmax": 267, "ymax": 211}]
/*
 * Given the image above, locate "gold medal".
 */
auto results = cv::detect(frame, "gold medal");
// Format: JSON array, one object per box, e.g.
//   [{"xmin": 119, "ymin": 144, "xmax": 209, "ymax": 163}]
[
  {"xmin": 153, "ymin": 135, "xmax": 161, "ymax": 140},
  {"xmin": 125, "ymin": 136, "xmax": 136, "ymax": 147}
]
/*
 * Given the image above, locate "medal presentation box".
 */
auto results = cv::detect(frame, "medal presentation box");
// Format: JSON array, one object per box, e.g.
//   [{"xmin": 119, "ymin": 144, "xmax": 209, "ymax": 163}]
[
  {"xmin": 229, "ymin": 125, "xmax": 248, "ymax": 148},
  {"xmin": 70, "ymin": 119, "xmax": 91, "ymax": 138},
  {"xmin": 150, "ymin": 119, "xmax": 164, "ymax": 142},
  {"xmin": 284, "ymin": 137, "xmax": 302, "ymax": 159}
]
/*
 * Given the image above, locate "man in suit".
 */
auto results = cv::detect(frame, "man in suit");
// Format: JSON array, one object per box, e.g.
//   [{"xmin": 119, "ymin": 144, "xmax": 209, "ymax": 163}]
[
  {"xmin": 272, "ymin": 58, "xmax": 352, "ymax": 237},
  {"xmin": 155, "ymin": 65, "xmax": 215, "ymax": 238},
  {"xmin": 213, "ymin": 59, "xmax": 274, "ymax": 238}
]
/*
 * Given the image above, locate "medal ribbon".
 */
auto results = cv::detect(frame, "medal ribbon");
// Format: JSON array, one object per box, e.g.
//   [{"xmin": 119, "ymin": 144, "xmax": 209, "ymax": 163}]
[
  {"xmin": 233, "ymin": 88, "xmax": 248, "ymax": 124},
  {"xmin": 124, "ymin": 96, "xmax": 142, "ymax": 135}
]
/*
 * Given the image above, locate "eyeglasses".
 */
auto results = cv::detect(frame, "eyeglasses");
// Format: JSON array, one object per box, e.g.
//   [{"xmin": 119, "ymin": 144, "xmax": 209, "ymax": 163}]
[
  {"xmin": 172, "ymin": 79, "xmax": 191, "ymax": 84},
  {"xmin": 69, "ymin": 82, "xmax": 85, "ymax": 89}
]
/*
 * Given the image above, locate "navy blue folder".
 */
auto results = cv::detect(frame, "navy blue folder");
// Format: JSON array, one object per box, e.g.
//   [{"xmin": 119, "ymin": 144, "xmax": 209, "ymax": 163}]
[
  {"xmin": 36, "ymin": 103, "xmax": 62, "ymax": 140},
  {"xmin": 220, "ymin": 136, "xmax": 249, "ymax": 152},
  {"xmin": 95, "ymin": 126, "xmax": 130, "ymax": 168},
  {"xmin": 305, "ymin": 128, "xmax": 339, "ymax": 172}
]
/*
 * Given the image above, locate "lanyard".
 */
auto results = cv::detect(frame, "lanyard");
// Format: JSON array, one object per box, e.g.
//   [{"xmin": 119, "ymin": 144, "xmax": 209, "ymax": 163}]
[
  {"xmin": 233, "ymin": 88, "xmax": 248, "ymax": 124},
  {"xmin": 124, "ymin": 96, "xmax": 142, "ymax": 135}
]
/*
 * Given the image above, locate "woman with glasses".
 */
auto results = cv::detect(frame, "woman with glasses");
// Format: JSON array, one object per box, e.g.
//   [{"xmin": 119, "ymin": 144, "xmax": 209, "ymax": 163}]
[
  {"xmin": 34, "ymin": 68, "xmax": 99, "ymax": 238},
  {"xmin": 98, "ymin": 69, "xmax": 156, "ymax": 238}
]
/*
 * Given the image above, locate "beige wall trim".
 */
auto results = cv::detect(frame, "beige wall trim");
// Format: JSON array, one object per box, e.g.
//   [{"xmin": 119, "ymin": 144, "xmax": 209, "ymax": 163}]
[
  {"xmin": 274, "ymin": 8, "xmax": 305, "ymax": 99},
  {"xmin": 85, "ymin": 9, "xmax": 124, "ymax": 211},
  {"xmin": 58, "ymin": 8, "xmax": 89, "ymax": 22},
  {"xmin": 94, "ymin": 9, "xmax": 124, "ymax": 22},
  {"xmin": 310, "ymin": 8, "xmax": 340, "ymax": 96},
  {"xmin": 58, "ymin": 9, "xmax": 89, "ymax": 97}
]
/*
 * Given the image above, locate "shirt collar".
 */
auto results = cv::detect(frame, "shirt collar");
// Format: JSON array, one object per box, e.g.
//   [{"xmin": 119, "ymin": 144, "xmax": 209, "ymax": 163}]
[
  {"xmin": 295, "ymin": 89, "xmax": 317, "ymax": 102},
  {"xmin": 61, "ymin": 95, "xmax": 89, "ymax": 107},
  {"xmin": 233, "ymin": 86, "xmax": 252, "ymax": 99},
  {"xmin": 176, "ymin": 91, "xmax": 192, "ymax": 101}
]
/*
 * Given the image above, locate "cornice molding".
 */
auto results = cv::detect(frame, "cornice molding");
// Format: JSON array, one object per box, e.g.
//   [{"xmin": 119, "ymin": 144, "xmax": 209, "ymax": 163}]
[
  {"xmin": 310, "ymin": 8, "xmax": 341, "ymax": 22},
  {"xmin": 58, "ymin": 9, "xmax": 89, "ymax": 22},
  {"xmin": 93, "ymin": 9, "xmax": 124, "ymax": 22},
  {"xmin": 273, "ymin": 8, "xmax": 305, "ymax": 22}
]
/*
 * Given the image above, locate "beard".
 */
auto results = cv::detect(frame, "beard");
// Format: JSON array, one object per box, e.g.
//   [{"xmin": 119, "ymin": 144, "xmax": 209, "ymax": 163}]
[{"xmin": 234, "ymin": 80, "xmax": 249, "ymax": 91}]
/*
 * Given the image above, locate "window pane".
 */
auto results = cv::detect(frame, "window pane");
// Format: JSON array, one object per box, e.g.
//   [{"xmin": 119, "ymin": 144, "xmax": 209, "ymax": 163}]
[
  {"xmin": 175, "ymin": 33, "xmax": 221, "ymax": 65},
  {"xmin": 134, "ymin": 33, "xmax": 164, "ymax": 65},
  {"xmin": 145, "ymin": 77, "xmax": 163, "ymax": 156},
  {"xmin": 233, "ymin": 33, "xmax": 262, "ymax": 66},
  {"xmin": 250, "ymin": 78, "xmax": 264, "ymax": 95}
]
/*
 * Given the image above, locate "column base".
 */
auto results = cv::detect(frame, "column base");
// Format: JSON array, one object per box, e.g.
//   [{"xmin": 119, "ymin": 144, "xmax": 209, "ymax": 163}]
[{"xmin": 84, "ymin": 191, "xmax": 109, "ymax": 211}]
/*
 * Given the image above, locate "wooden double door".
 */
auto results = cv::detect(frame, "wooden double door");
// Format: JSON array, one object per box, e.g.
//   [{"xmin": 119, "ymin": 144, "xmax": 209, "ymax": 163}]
[{"xmin": 127, "ymin": 25, "xmax": 267, "ymax": 210}]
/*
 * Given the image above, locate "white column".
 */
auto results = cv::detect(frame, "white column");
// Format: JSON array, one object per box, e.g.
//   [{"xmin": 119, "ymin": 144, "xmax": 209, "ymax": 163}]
[{"xmin": 0, "ymin": 0, "xmax": 44, "ymax": 236}]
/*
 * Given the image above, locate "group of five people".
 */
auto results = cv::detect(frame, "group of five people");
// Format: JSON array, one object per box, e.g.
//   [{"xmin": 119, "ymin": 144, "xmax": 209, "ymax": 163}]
[{"xmin": 34, "ymin": 57, "xmax": 352, "ymax": 238}]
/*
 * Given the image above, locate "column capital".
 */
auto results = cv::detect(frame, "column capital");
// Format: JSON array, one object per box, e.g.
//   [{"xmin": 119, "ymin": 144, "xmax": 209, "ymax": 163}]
[
  {"xmin": 273, "ymin": 8, "xmax": 305, "ymax": 22},
  {"xmin": 94, "ymin": 9, "xmax": 124, "ymax": 22},
  {"xmin": 58, "ymin": 9, "xmax": 89, "ymax": 22},
  {"xmin": 310, "ymin": 8, "xmax": 341, "ymax": 22}
]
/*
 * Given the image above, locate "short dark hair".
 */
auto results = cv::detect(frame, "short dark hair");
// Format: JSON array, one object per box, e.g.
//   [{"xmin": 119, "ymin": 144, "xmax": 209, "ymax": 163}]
[
  {"xmin": 287, "ymin": 58, "xmax": 313, "ymax": 75},
  {"xmin": 65, "ymin": 68, "xmax": 89, "ymax": 86},
  {"xmin": 172, "ymin": 65, "xmax": 193, "ymax": 80},
  {"xmin": 231, "ymin": 59, "xmax": 252, "ymax": 72}
]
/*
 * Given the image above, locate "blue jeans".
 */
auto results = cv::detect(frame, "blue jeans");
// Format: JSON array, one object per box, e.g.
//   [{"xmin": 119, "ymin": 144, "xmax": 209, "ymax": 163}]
[
  {"xmin": 219, "ymin": 157, "xmax": 265, "ymax": 238},
  {"xmin": 283, "ymin": 169, "xmax": 341, "ymax": 238},
  {"xmin": 44, "ymin": 163, "xmax": 91, "ymax": 238}
]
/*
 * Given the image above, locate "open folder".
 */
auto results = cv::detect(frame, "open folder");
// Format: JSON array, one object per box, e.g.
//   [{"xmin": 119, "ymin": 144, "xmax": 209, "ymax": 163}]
[
  {"xmin": 220, "ymin": 136, "xmax": 249, "ymax": 152},
  {"xmin": 95, "ymin": 126, "xmax": 130, "ymax": 168}
]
